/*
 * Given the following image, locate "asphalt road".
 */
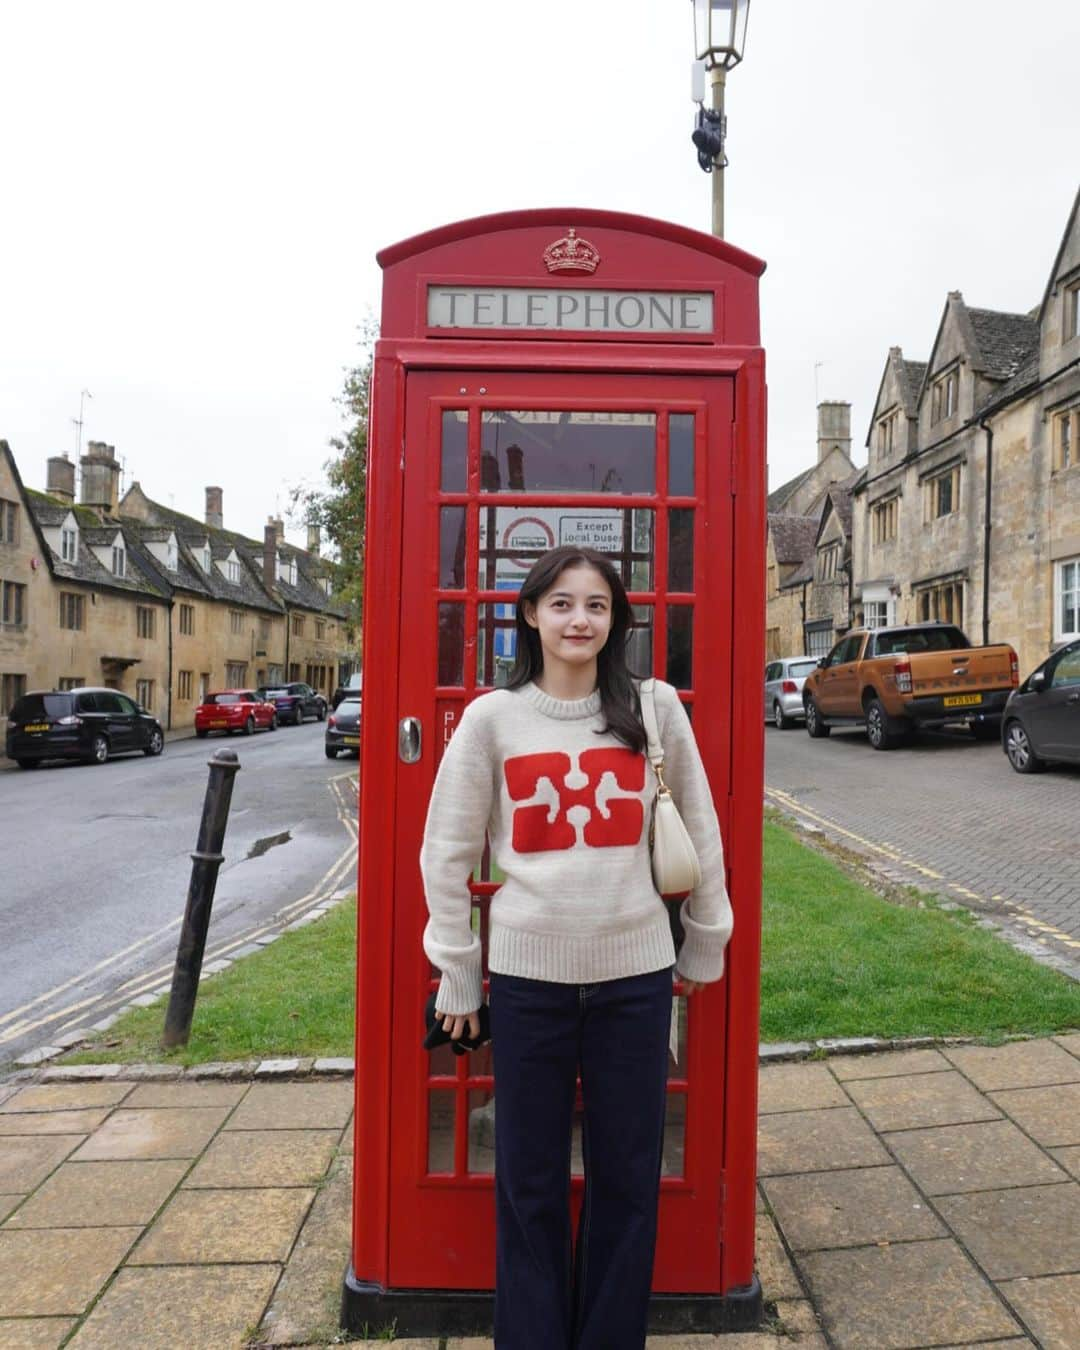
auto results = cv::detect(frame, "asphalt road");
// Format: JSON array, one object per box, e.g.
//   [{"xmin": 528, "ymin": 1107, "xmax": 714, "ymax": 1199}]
[
  {"xmin": 0, "ymin": 721, "xmax": 358, "ymax": 1067},
  {"xmin": 765, "ymin": 718, "xmax": 1080, "ymax": 978}
]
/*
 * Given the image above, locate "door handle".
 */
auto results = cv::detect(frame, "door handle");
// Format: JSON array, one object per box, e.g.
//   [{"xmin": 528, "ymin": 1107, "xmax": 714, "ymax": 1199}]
[{"xmin": 398, "ymin": 717, "xmax": 422, "ymax": 763}]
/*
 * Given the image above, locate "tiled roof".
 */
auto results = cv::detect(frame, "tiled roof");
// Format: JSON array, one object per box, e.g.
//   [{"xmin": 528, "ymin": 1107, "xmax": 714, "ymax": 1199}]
[
  {"xmin": 769, "ymin": 513, "xmax": 818, "ymax": 564},
  {"xmin": 24, "ymin": 493, "xmax": 171, "ymax": 599},
  {"xmin": 967, "ymin": 308, "xmax": 1039, "ymax": 380},
  {"xmin": 977, "ymin": 350, "xmax": 1041, "ymax": 416},
  {"xmin": 902, "ymin": 361, "xmax": 928, "ymax": 405}
]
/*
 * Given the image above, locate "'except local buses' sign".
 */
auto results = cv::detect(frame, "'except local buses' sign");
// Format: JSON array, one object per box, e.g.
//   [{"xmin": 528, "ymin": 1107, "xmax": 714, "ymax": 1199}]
[{"xmin": 427, "ymin": 286, "xmax": 713, "ymax": 334}]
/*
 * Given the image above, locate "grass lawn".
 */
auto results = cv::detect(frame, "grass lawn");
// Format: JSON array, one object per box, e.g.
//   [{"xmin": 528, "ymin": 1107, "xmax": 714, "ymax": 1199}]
[{"xmin": 59, "ymin": 817, "xmax": 1080, "ymax": 1067}]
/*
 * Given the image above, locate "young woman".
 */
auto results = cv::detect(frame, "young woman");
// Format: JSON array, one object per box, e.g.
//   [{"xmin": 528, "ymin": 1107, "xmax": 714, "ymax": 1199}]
[{"xmin": 421, "ymin": 545, "xmax": 732, "ymax": 1350}]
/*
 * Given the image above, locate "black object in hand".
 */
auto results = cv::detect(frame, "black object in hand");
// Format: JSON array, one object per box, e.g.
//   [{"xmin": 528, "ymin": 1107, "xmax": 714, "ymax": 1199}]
[{"xmin": 422, "ymin": 992, "xmax": 491, "ymax": 1056}]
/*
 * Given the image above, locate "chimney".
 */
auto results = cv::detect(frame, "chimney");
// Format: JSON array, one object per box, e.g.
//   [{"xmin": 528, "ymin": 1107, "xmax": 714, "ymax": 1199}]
[
  {"xmin": 79, "ymin": 441, "xmax": 121, "ymax": 517},
  {"xmin": 47, "ymin": 454, "xmax": 76, "ymax": 504},
  {"xmin": 263, "ymin": 524, "xmax": 277, "ymax": 591},
  {"xmin": 306, "ymin": 522, "xmax": 321, "ymax": 556},
  {"xmin": 270, "ymin": 516, "xmax": 285, "ymax": 546},
  {"xmin": 205, "ymin": 486, "xmax": 223, "ymax": 530},
  {"xmin": 816, "ymin": 401, "xmax": 851, "ymax": 465}
]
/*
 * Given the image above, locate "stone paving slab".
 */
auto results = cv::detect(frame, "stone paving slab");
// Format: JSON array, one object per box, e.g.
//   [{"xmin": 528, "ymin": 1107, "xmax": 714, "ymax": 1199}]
[
  {"xmin": 754, "ymin": 1212, "xmax": 801, "ymax": 1299},
  {"xmin": 843, "ymin": 1069, "xmax": 1002, "ymax": 1131},
  {"xmin": 66, "ymin": 1263, "xmax": 280, "ymax": 1349},
  {"xmin": 183, "ymin": 1128, "xmax": 340, "ymax": 1188},
  {"xmin": 5, "ymin": 1159, "xmax": 190, "ymax": 1229},
  {"xmin": 988, "ymin": 1081, "xmax": 1080, "ymax": 1147},
  {"xmin": 884, "ymin": 1117, "xmax": 1069, "ymax": 1195},
  {"xmin": 0, "ymin": 1083, "xmax": 132, "ymax": 1113},
  {"xmin": 121, "ymin": 1081, "xmax": 249, "ymax": 1109},
  {"xmin": 757, "ymin": 1106, "xmax": 889, "ymax": 1176},
  {"xmin": 0, "ymin": 1193, "xmax": 25, "ymax": 1222},
  {"xmin": 1053, "ymin": 1031, "xmax": 1080, "ymax": 1056},
  {"xmin": 827, "ymin": 1048, "xmax": 952, "ymax": 1080},
  {"xmin": 223, "ymin": 1080, "xmax": 353, "ymax": 1131},
  {"xmin": 0, "ymin": 1109, "xmax": 112, "ymax": 1136},
  {"xmin": 943, "ymin": 1040, "xmax": 1080, "ymax": 1090},
  {"xmin": 0, "ymin": 1318, "xmax": 77, "ymax": 1349},
  {"xmin": 799, "ymin": 1238, "xmax": 1022, "ymax": 1350},
  {"xmin": 0, "ymin": 1135, "xmax": 85, "ymax": 1192},
  {"xmin": 71, "ymin": 1106, "xmax": 229, "ymax": 1161},
  {"xmin": 998, "ymin": 1271, "xmax": 1080, "ymax": 1349},
  {"xmin": 757, "ymin": 1064, "xmax": 850, "ymax": 1115},
  {"xmin": 1049, "ymin": 1144, "xmax": 1080, "ymax": 1178},
  {"xmin": 936, "ymin": 1182, "xmax": 1080, "ymax": 1279},
  {"xmin": 131, "ymin": 1185, "xmax": 314, "ymax": 1264},
  {"xmin": 763, "ymin": 1165, "xmax": 944, "ymax": 1252},
  {"xmin": 0, "ymin": 1226, "xmax": 140, "ymax": 1316}
]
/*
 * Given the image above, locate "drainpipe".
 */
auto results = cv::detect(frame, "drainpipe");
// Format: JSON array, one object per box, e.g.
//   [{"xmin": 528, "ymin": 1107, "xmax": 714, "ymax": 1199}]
[
  {"xmin": 167, "ymin": 598, "xmax": 175, "ymax": 730},
  {"xmin": 284, "ymin": 608, "xmax": 290, "ymax": 683},
  {"xmin": 979, "ymin": 418, "xmax": 993, "ymax": 647}
]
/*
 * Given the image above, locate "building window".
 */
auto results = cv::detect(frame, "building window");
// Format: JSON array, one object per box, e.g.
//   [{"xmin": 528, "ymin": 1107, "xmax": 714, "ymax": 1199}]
[
  {"xmin": 230, "ymin": 609, "xmax": 244, "ymax": 634},
  {"xmin": 916, "ymin": 580, "xmax": 964, "ymax": 626},
  {"xmin": 864, "ymin": 600, "xmax": 888, "ymax": 629},
  {"xmin": 871, "ymin": 496, "xmax": 898, "ymax": 544},
  {"xmin": 136, "ymin": 679, "xmax": 154, "ymax": 711},
  {"xmin": 225, "ymin": 661, "xmax": 247, "ymax": 686},
  {"xmin": 227, "ymin": 558, "xmax": 240, "ymax": 583},
  {"xmin": 59, "ymin": 591, "xmax": 85, "ymax": 630},
  {"xmin": 875, "ymin": 411, "xmax": 898, "ymax": 458},
  {"xmin": 178, "ymin": 669, "xmax": 194, "ymax": 701},
  {"xmin": 925, "ymin": 464, "xmax": 961, "ymax": 520},
  {"xmin": 136, "ymin": 606, "xmax": 156, "ymax": 639},
  {"xmin": 58, "ymin": 676, "xmax": 84, "ymax": 691},
  {"xmin": 1, "ymin": 580, "xmax": 26, "ymax": 626},
  {"xmin": 258, "ymin": 616, "xmax": 270, "ymax": 640},
  {"xmin": 0, "ymin": 499, "xmax": 18, "ymax": 545},
  {"xmin": 817, "ymin": 543, "xmax": 842, "ymax": 582},
  {"xmin": 112, "ymin": 545, "xmax": 126, "ymax": 577},
  {"xmin": 267, "ymin": 664, "xmax": 283, "ymax": 684},
  {"xmin": 1, "ymin": 673, "xmax": 27, "ymax": 715},
  {"xmin": 292, "ymin": 614, "xmax": 305, "ymax": 636},
  {"xmin": 202, "ymin": 546, "xmax": 212, "ymax": 574},
  {"xmin": 315, "ymin": 619, "xmax": 326, "ymax": 639},
  {"xmin": 930, "ymin": 369, "xmax": 959, "ymax": 425},
  {"xmin": 61, "ymin": 526, "xmax": 78, "ymax": 561},
  {"xmin": 179, "ymin": 603, "xmax": 194, "ymax": 635},
  {"xmin": 804, "ymin": 625, "xmax": 833, "ymax": 658},
  {"xmin": 1053, "ymin": 406, "xmax": 1078, "ymax": 471},
  {"xmin": 289, "ymin": 663, "xmax": 301, "ymax": 681},
  {"xmin": 1066, "ymin": 280, "xmax": 1080, "ymax": 343},
  {"xmin": 1056, "ymin": 557, "xmax": 1080, "ymax": 641}
]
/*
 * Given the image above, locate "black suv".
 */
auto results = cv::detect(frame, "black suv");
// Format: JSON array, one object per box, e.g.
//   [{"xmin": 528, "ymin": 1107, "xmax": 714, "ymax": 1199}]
[
  {"xmin": 5, "ymin": 688, "xmax": 165, "ymax": 768},
  {"xmin": 256, "ymin": 682, "xmax": 328, "ymax": 725}
]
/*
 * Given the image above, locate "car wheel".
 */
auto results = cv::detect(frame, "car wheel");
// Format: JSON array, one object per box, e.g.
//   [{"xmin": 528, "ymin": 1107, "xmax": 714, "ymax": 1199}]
[
  {"xmin": 970, "ymin": 719, "xmax": 1000, "ymax": 742},
  {"xmin": 88, "ymin": 734, "xmax": 109, "ymax": 766},
  {"xmin": 243, "ymin": 716, "xmax": 255, "ymax": 736},
  {"xmin": 805, "ymin": 696, "xmax": 831, "ymax": 738},
  {"xmin": 144, "ymin": 729, "xmax": 164, "ymax": 757},
  {"xmin": 195, "ymin": 728, "xmax": 209, "ymax": 739},
  {"xmin": 294, "ymin": 710, "xmax": 303, "ymax": 725},
  {"xmin": 325, "ymin": 745, "xmax": 338, "ymax": 759},
  {"xmin": 15, "ymin": 759, "xmax": 39, "ymax": 769},
  {"xmin": 317, "ymin": 702, "xmax": 327, "ymax": 722},
  {"xmin": 1004, "ymin": 719, "xmax": 1045, "ymax": 774},
  {"xmin": 866, "ymin": 698, "xmax": 902, "ymax": 751},
  {"xmin": 773, "ymin": 701, "xmax": 793, "ymax": 731}
]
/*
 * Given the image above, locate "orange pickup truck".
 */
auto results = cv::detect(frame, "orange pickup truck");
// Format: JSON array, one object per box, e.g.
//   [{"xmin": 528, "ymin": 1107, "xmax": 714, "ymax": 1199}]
[{"xmin": 802, "ymin": 622, "xmax": 1018, "ymax": 750}]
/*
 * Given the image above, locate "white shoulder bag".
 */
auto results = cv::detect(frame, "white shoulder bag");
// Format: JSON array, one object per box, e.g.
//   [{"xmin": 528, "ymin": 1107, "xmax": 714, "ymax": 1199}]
[{"xmin": 639, "ymin": 679, "xmax": 703, "ymax": 899}]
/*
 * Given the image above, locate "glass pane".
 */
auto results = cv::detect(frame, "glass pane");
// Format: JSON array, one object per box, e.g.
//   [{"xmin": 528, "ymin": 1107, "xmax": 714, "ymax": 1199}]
[
  {"xmin": 477, "ymin": 507, "xmax": 653, "ymax": 592},
  {"xmin": 441, "ymin": 411, "xmax": 468, "ymax": 492},
  {"xmin": 667, "ymin": 606, "xmax": 693, "ymax": 689},
  {"xmin": 467, "ymin": 1089, "xmax": 497, "ymax": 1174},
  {"xmin": 667, "ymin": 995, "xmax": 689, "ymax": 1080},
  {"xmin": 481, "ymin": 411, "xmax": 655, "ymax": 494},
  {"xmin": 438, "ymin": 602, "xmax": 465, "ymax": 686},
  {"xmin": 663, "ymin": 1092, "xmax": 686, "ymax": 1177},
  {"xmin": 428, "ymin": 1039, "xmax": 459, "ymax": 1078},
  {"xmin": 669, "ymin": 414, "xmax": 695, "ymax": 496},
  {"xmin": 440, "ymin": 507, "xmax": 466, "ymax": 588},
  {"xmin": 627, "ymin": 604, "xmax": 654, "ymax": 675},
  {"xmin": 427, "ymin": 1091, "xmax": 455, "ymax": 1174},
  {"xmin": 477, "ymin": 603, "xmax": 517, "ymax": 688},
  {"xmin": 668, "ymin": 509, "xmax": 694, "ymax": 592}
]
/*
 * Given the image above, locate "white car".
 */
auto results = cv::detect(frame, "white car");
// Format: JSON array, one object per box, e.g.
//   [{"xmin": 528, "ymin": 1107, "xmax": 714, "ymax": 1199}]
[{"xmin": 764, "ymin": 656, "xmax": 819, "ymax": 729}]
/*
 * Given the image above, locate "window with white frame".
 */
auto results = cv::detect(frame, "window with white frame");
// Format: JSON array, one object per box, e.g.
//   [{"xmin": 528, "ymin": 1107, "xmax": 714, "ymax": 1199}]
[
  {"xmin": 112, "ymin": 544, "xmax": 126, "ymax": 577},
  {"xmin": 804, "ymin": 625, "xmax": 833, "ymax": 658},
  {"xmin": 58, "ymin": 676, "xmax": 84, "ymax": 690},
  {"xmin": 1053, "ymin": 405, "xmax": 1077, "ymax": 471},
  {"xmin": 61, "ymin": 526, "xmax": 78, "ymax": 561},
  {"xmin": 864, "ymin": 600, "xmax": 889, "ymax": 629},
  {"xmin": 925, "ymin": 463, "xmax": 961, "ymax": 520},
  {"xmin": 202, "ymin": 545, "xmax": 212, "ymax": 573},
  {"xmin": 1056, "ymin": 557, "xmax": 1080, "ymax": 641},
  {"xmin": 227, "ymin": 557, "xmax": 240, "ymax": 583}
]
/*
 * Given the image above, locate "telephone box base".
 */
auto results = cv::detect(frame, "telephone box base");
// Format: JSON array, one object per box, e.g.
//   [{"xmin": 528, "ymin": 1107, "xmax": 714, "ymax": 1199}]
[{"xmin": 342, "ymin": 1265, "xmax": 762, "ymax": 1337}]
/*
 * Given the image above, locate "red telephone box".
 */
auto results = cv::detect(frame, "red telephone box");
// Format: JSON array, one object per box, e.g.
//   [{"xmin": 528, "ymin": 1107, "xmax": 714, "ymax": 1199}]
[{"xmin": 344, "ymin": 208, "xmax": 766, "ymax": 1336}]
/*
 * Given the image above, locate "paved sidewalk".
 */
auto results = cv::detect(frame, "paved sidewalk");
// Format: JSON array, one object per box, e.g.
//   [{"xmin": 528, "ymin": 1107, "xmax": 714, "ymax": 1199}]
[{"xmin": 1, "ymin": 1038, "xmax": 1078, "ymax": 1347}]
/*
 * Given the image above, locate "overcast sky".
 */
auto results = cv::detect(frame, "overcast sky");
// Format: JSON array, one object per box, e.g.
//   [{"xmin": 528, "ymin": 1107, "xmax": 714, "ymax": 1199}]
[{"xmin": 1, "ymin": 1, "xmax": 1077, "ymax": 548}]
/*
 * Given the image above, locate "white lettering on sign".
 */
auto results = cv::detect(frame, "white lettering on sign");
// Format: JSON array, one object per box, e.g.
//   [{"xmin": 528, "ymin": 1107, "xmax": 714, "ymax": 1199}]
[{"xmin": 427, "ymin": 287, "xmax": 714, "ymax": 334}]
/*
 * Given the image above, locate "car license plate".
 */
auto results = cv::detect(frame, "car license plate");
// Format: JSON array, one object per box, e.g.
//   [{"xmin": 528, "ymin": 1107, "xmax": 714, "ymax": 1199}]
[
  {"xmin": 23, "ymin": 723, "xmax": 49, "ymax": 733},
  {"xmin": 943, "ymin": 694, "xmax": 982, "ymax": 708},
  {"xmin": 344, "ymin": 735, "xmax": 360, "ymax": 745},
  {"xmin": 211, "ymin": 720, "xmax": 227, "ymax": 728}
]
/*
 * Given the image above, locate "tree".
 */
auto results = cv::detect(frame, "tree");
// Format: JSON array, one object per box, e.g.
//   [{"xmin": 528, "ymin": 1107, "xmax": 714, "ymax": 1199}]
[{"xmin": 290, "ymin": 323, "xmax": 375, "ymax": 628}]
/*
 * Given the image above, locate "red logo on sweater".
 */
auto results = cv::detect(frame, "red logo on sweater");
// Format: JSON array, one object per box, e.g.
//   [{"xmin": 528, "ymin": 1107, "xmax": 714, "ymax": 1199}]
[{"xmin": 504, "ymin": 749, "xmax": 645, "ymax": 852}]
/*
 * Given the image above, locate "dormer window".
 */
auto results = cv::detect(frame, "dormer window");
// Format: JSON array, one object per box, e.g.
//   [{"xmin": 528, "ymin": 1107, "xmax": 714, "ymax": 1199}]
[
  {"xmin": 203, "ymin": 545, "xmax": 212, "ymax": 573},
  {"xmin": 167, "ymin": 536, "xmax": 178, "ymax": 571},
  {"xmin": 61, "ymin": 526, "xmax": 78, "ymax": 562},
  {"xmin": 1066, "ymin": 280, "xmax": 1080, "ymax": 343},
  {"xmin": 277, "ymin": 554, "xmax": 297, "ymax": 586},
  {"xmin": 227, "ymin": 558, "xmax": 240, "ymax": 583},
  {"xmin": 112, "ymin": 544, "xmax": 126, "ymax": 577},
  {"xmin": 321, "ymin": 576, "xmax": 332, "ymax": 596},
  {"xmin": 930, "ymin": 369, "xmax": 959, "ymax": 425},
  {"xmin": 875, "ymin": 410, "xmax": 898, "ymax": 457}
]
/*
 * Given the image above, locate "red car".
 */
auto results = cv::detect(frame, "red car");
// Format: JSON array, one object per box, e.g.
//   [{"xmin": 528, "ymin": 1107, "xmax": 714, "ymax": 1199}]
[{"xmin": 194, "ymin": 690, "xmax": 277, "ymax": 738}]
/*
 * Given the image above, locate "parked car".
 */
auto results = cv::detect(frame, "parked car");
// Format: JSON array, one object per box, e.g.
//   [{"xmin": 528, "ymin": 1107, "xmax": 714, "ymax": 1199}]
[
  {"xmin": 802, "ymin": 623, "xmax": 1018, "ymax": 750},
  {"xmin": 325, "ymin": 695, "xmax": 361, "ymax": 758},
  {"xmin": 194, "ymin": 690, "xmax": 277, "ymax": 738},
  {"xmin": 256, "ymin": 681, "xmax": 327, "ymax": 725},
  {"xmin": 764, "ymin": 656, "xmax": 818, "ymax": 729},
  {"xmin": 1001, "ymin": 638, "xmax": 1080, "ymax": 774},
  {"xmin": 5, "ymin": 687, "xmax": 164, "ymax": 768},
  {"xmin": 331, "ymin": 670, "xmax": 362, "ymax": 711}
]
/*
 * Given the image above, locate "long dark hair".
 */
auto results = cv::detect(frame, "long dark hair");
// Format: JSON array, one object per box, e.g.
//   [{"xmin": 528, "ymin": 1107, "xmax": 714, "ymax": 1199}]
[{"xmin": 506, "ymin": 546, "xmax": 646, "ymax": 754}]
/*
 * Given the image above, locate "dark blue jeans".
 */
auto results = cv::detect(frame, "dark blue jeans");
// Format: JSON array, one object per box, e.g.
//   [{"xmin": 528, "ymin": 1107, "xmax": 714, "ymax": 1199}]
[{"xmin": 488, "ymin": 966, "xmax": 673, "ymax": 1350}]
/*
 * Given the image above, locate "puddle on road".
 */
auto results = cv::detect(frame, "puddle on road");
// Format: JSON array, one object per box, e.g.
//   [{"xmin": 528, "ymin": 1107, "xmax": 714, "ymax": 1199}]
[{"xmin": 246, "ymin": 830, "xmax": 292, "ymax": 859}]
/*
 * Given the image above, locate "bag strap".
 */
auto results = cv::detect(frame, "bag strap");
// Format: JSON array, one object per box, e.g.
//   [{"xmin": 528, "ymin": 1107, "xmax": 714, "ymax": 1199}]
[{"xmin": 639, "ymin": 678, "xmax": 664, "ymax": 770}]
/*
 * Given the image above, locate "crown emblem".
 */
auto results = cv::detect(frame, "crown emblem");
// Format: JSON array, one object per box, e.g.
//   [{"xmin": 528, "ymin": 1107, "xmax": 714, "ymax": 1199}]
[{"xmin": 542, "ymin": 227, "xmax": 600, "ymax": 274}]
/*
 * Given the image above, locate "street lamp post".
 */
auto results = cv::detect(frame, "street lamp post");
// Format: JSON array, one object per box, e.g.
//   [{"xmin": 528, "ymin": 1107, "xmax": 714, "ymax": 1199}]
[{"xmin": 690, "ymin": 0, "xmax": 750, "ymax": 238}]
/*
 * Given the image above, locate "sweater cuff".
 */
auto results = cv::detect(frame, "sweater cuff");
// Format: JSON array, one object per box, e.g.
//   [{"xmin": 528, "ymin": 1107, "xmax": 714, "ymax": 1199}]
[
  {"xmin": 434, "ymin": 957, "xmax": 484, "ymax": 1016},
  {"xmin": 674, "ymin": 900, "xmax": 729, "ymax": 985}
]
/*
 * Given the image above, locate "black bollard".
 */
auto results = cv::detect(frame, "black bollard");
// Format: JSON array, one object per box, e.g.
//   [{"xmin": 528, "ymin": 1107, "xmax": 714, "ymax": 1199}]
[{"xmin": 162, "ymin": 748, "xmax": 242, "ymax": 1048}]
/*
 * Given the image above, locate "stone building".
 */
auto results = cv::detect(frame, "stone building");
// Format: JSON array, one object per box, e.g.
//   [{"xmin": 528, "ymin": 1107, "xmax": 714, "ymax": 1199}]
[{"xmin": 852, "ymin": 184, "xmax": 1080, "ymax": 675}]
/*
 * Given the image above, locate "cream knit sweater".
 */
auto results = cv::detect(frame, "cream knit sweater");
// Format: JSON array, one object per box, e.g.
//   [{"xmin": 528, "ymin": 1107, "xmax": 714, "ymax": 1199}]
[{"xmin": 421, "ymin": 680, "xmax": 733, "ymax": 1015}]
